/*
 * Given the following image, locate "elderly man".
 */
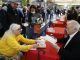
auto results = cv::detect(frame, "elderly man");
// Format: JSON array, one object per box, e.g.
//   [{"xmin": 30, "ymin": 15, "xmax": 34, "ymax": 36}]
[{"xmin": 59, "ymin": 20, "xmax": 80, "ymax": 60}]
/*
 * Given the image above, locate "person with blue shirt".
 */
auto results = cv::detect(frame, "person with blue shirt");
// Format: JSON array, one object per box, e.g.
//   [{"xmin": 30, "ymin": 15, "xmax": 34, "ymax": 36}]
[{"xmin": 26, "ymin": 17, "xmax": 46, "ymax": 39}]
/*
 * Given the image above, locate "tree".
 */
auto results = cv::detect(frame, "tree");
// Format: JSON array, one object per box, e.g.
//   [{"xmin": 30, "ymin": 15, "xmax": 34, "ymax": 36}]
[{"xmin": 21, "ymin": 0, "xmax": 27, "ymax": 6}]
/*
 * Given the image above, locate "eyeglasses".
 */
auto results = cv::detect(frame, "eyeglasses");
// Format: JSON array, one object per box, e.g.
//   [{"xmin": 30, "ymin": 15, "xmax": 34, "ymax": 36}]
[{"xmin": 17, "ymin": 28, "xmax": 22, "ymax": 31}]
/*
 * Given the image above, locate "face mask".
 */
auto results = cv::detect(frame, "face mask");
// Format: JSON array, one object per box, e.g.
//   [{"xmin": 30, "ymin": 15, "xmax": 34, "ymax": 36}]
[
  {"xmin": 31, "ymin": 11, "xmax": 35, "ymax": 14},
  {"xmin": 2, "ymin": 6, "xmax": 7, "ymax": 10}
]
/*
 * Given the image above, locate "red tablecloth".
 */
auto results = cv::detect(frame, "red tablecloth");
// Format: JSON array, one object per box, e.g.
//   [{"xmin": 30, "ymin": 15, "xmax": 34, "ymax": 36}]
[
  {"xmin": 46, "ymin": 27, "xmax": 66, "ymax": 39},
  {"xmin": 22, "ymin": 42, "xmax": 60, "ymax": 60},
  {"xmin": 53, "ymin": 27, "xmax": 66, "ymax": 39},
  {"xmin": 51, "ymin": 20, "xmax": 66, "ymax": 28}
]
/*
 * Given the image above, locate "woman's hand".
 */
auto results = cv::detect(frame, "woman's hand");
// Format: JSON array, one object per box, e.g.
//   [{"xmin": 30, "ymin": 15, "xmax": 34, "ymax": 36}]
[{"xmin": 32, "ymin": 44, "xmax": 38, "ymax": 48}]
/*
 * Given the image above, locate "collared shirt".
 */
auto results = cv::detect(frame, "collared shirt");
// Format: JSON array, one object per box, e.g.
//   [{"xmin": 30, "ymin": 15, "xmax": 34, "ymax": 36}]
[{"xmin": 64, "ymin": 31, "xmax": 78, "ymax": 48}]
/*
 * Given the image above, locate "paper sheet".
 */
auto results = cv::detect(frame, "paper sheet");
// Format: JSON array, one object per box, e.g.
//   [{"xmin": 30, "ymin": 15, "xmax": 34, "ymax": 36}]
[
  {"xmin": 36, "ymin": 40, "xmax": 46, "ymax": 48},
  {"xmin": 40, "ymin": 35, "xmax": 57, "ymax": 45}
]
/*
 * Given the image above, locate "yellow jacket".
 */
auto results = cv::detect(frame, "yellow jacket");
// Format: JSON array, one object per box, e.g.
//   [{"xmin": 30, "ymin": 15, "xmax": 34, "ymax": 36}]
[{"xmin": 0, "ymin": 34, "xmax": 35, "ymax": 57}]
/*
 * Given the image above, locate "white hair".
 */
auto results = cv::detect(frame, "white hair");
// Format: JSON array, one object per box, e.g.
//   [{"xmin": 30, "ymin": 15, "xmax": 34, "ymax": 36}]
[
  {"xmin": 67, "ymin": 20, "xmax": 80, "ymax": 31},
  {"xmin": 9, "ymin": 23, "xmax": 21, "ymax": 31},
  {"xmin": 1, "ymin": 23, "xmax": 21, "ymax": 40}
]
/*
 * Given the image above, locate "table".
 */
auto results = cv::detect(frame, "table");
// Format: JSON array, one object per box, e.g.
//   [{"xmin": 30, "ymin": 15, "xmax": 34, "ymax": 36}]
[
  {"xmin": 46, "ymin": 27, "xmax": 66, "ymax": 39},
  {"xmin": 51, "ymin": 20, "xmax": 66, "ymax": 28},
  {"xmin": 22, "ymin": 41, "xmax": 59, "ymax": 60},
  {"xmin": 53, "ymin": 27, "xmax": 66, "ymax": 39}
]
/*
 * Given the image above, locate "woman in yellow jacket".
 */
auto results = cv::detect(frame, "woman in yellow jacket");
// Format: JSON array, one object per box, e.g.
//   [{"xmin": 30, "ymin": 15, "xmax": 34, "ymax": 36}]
[{"xmin": 0, "ymin": 23, "xmax": 38, "ymax": 60}]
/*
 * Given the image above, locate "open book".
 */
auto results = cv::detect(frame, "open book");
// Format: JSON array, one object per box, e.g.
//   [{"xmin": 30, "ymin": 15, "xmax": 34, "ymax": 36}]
[
  {"xmin": 36, "ymin": 40, "xmax": 46, "ymax": 48},
  {"xmin": 40, "ymin": 35, "xmax": 60, "ymax": 52},
  {"xmin": 40, "ymin": 35, "xmax": 57, "ymax": 44}
]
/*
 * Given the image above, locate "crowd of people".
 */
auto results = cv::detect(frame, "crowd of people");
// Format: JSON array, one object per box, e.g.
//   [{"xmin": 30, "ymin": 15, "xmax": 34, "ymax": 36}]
[{"xmin": 0, "ymin": 1, "xmax": 46, "ymax": 38}]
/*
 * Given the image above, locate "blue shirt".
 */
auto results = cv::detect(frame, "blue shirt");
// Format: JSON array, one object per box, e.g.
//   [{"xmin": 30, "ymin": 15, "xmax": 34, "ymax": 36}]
[{"xmin": 26, "ymin": 27, "xmax": 46, "ymax": 39}]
